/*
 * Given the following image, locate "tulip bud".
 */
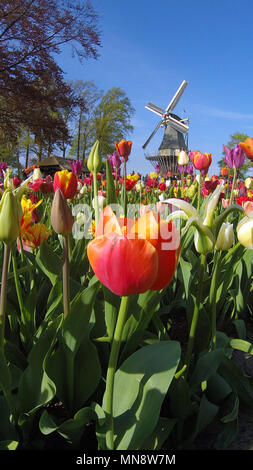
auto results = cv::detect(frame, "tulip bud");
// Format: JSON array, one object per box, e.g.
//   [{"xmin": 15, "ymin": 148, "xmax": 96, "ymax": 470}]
[
  {"xmin": 187, "ymin": 184, "xmax": 197, "ymax": 198},
  {"xmin": 245, "ymin": 177, "xmax": 253, "ymax": 190},
  {"xmin": 215, "ymin": 222, "xmax": 234, "ymax": 251},
  {"xmin": 178, "ymin": 150, "xmax": 189, "ymax": 166},
  {"xmin": 51, "ymin": 188, "xmax": 74, "ymax": 236},
  {"xmin": 0, "ymin": 189, "xmax": 22, "ymax": 245},
  {"xmin": 194, "ymin": 228, "xmax": 214, "ymax": 254},
  {"xmin": 33, "ymin": 167, "xmax": 43, "ymax": 180},
  {"xmin": 3, "ymin": 168, "xmax": 14, "ymax": 190},
  {"xmin": 87, "ymin": 140, "xmax": 101, "ymax": 173},
  {"xmin": 92, "ymin": 195, "xmax": 106, "ymax": 211},
  {"xmin": 236, "ymin": 214, "xmax": 253, "ymax": 249}
]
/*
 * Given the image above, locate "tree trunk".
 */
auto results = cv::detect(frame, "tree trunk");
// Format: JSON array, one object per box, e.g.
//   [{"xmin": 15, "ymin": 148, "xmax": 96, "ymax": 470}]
[
  {"xmin": 77, "ymin": 109, "xmax": 82, "ymax": 160},
  {"xmin": 25, "ymin": 130, "xmax": 30, "ymax": 168},
  {"xmin": 38, "ymin": 142, "xmax": 42, "ymax": 161}
]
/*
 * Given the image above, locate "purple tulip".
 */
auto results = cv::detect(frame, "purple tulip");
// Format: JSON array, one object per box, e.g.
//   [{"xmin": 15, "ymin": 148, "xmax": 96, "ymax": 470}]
[
  {"xmin": 70, "ymin": 159, "xmax": 82, "ymax": 175},
  {"xmin": 155, "ymin": 163, "xmax": 160, "ymax": 173},
  {"xmin": 178, "ymin": 163, "xmax": 194, "ymax": 175},
  {"xmin": 0, "ymin": 162, "xmax": 7, "ymax": 179},
  {"xmin": 108, "ymin": 151, "xmax": 121, "ymax": 170},
  {"xmin": 223, "ymin": 144, "xmax": 245, "ymax": 169}
]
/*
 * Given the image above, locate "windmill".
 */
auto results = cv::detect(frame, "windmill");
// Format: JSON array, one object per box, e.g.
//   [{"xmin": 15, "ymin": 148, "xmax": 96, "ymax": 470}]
[{"xmin": 143, "ymin": 80, "xmax": 189, "ymax": 176}]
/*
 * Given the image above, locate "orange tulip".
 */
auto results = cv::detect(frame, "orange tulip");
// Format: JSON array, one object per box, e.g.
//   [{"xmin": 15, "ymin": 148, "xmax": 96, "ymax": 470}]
[
  {"xmin": 239, "ymin": 138, "xmax": 253, "ymax": 162},
  {"xmin": 115, "ymin": 139, "xmax": 132, "ymax": 161},
  {"xmin": 221, "ymin": 167, "xmax": 229, "ymax": 177},
  {"xmin": 87, "ymin": 206, "xmax": 180, "ymax": 296},
  {"xmin": 53, "ymin": 169, "xmax": 77, "ymax": 199}
]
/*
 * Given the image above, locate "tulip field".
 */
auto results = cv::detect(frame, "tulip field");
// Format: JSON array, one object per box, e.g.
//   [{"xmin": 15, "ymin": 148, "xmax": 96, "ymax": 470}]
[{"xmin": 0, "ymin": 138, "xmax": 253, "ymax": 452}]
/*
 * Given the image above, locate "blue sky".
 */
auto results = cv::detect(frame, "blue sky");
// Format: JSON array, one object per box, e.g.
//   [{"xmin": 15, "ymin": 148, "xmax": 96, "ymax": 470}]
[{"xmin": 56, "ymin": 0, "xmax": 253, "ymax": 176}]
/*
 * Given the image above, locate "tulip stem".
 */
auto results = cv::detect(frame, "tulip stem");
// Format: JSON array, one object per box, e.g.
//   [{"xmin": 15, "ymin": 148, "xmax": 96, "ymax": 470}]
[
  {"xmin": 197, "ymin": 173, "xmax": 202, "ymax": 213},
  {"xmin": 63, "ymin": 235, "xmax": 70, "ymax": 319},
  {"xmin": 123, "ymin": 159, "xmax": 127, "ymax": 217},
  {"xmin": 221, "ymin": 241, "xmax": 242, "ymax": 266},
  {"xmin": 93, "ymin": 170, "xmax": 99, "ymax": 232},
  {"xmin": 0, "ymin": 243, "xmax": 10, "ymax": 352},
  {"xmin": 229, "ymin": 167, "xmax": 236, "ymax": 206},
  {"xmin": 184, "ymin": 254, "xmax": 206, "ymax": 377},
  {"xmin": 104, "ymin": 295, "xmax": 130, "ymax": 450},
  {"xmin": 209, "ymin": 251, "xmax": 221, "ymax": 350},
  {"xmin": 11, "ymin": 246, "xmax": 32, "ymax": 349}
]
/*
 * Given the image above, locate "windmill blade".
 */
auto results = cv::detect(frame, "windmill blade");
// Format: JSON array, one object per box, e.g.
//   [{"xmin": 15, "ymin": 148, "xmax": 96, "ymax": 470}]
[
  {"xmin": 145, "ymin": 102, "xmax": 165, "ymax": 117},
  {"xmin": 166, "ymin": 115, "xmax": 189, "ymax": 133},
  {"xmin": 166, "ymin": 80, "xmax": 188, "ymax": 113},
  {"xmin": 142, "ymin": 119, "xmax": 163, "ymax": 149}
]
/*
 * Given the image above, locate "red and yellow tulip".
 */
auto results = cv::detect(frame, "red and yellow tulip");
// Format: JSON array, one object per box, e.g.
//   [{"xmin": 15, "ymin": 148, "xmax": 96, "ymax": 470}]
[
  {"xmin": 53, "ymin": 169, "xmax": 78, "ymax": 199},
  {"xmin": 21, "ymin": 223, "xmax": 51, "ymax": 249},
  {"xmin": 192, "ymin": 151, "xmax": 212, "ymax": 171},
  {"xmin": 87, "ymin": 206, "xmax": 180, "ymax": 296}
]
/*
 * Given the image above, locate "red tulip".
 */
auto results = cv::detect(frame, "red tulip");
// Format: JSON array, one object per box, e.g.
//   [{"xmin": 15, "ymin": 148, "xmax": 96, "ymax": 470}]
[{"xmin": 53, "ymin": 170, "xmax": 78, "ymax": 199}]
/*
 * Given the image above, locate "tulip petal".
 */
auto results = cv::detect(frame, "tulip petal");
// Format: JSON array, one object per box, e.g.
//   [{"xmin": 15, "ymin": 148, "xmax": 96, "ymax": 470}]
[
  {"xmin": 162, "ymin": 198, "xmax": 198, "ymax": 218},
  {"xmin": 87, "ymin": 232, "xmax": 158, "ymax": 296}
]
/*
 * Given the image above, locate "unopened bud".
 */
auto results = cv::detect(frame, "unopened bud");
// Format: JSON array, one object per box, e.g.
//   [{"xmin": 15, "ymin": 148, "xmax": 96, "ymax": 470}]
[
  {"xmin": 87, "ymin": 140, "xmax": 101, "ymax": 173},
  {"xmin": 51, "ymin": 188, "xmax": 74, "ymax": 235},
  {"xmin": 215, "ymin": 222, "xmax": 234, "ymax": 251},
  {"xmin": 0, "ymin": 189, "xmax": 22, "ymax": 244}
]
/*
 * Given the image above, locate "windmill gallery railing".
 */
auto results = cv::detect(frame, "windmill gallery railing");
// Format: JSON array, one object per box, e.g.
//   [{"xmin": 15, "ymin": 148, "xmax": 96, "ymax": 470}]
[{"xmin": 144, "ymin": 153, "xmax": 179, "ymax": 177}]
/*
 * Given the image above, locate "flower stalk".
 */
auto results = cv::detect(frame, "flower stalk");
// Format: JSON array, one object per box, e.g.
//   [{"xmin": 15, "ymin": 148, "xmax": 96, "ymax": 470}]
[
  {"xmin": 0, "ymin": 244, "xmax": 11, "ymax": 352},
  {"xmin": 103, "ymin": 295, "xmax": 130, "ymax": 450},
  {"xmin": 63, "ymin": 235, "xmax": 70, "ymax": 319},
  {"xmin": 184, "ymin": 254, "xmax": 206, "ymax": 376}
]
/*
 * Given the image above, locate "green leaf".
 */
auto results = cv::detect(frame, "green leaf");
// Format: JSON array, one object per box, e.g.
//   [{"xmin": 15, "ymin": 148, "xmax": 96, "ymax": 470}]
[
  {"xmin": 197, "ymin": 394, "xmax": 219, "ymax": 433},
  {"xmin": 0, "ymin": 440, "xmax": 19, "ymax": 450},
  {"xmin": 105, "ymin": 157, "xmax": 118, "ymax": 205},
  {"xmin": 141, "ymin": 417, "xmax": 177, "ymax": 450},
  {"xmin": 120, "ymin": 290, "xmax": 164, "ymax": 363},
  {"xmin": 233, "ymin": 319, "xmax": 246, "ymax": 340},
  {"xmin": 183, "ymin": 394, "xmax": 219, "ymax": 446},
  {"xmin": 215, "ymin": 420, "xmax": 238, "ymax": 450},
  {"xmin": 0, "ymin": 395, "xmax": 18, "ymax": 441},
  {"xmin": 0, "ymin": 348, "xmax": 12, "ymax": 394},
  {"xmin": 168, "ymin": 376, "xmax": 195, "ymax": 420},
  {"xmin": 18, "ymin": 315, "xmax": 62, "ymax": 415},
  {"xmin": 36, "ymin": 241, "xmax": 62, "ymax": 285},
  {"xmin": 108, "ymin": 341, "xmax": 181, "ymax": 450},
  {"xmin": 178, "ymin": 257, "xmax": 192, "ymax": 299},
  {"xmin": 103, "ymin": 286, "xmax": 120, "ymax": 339},
  {"xmin": 40, "ymin": 406, "xmax": 97, "ymax": 446},
  {"xmin": 189, "ymin": 349, "xmax": 224, "ymax": 391},
  {"xmin": 72, "ymin": 338, "xmax": 101, "ymax": 412},
  {"xmin": 218, "ymin": 356, "xmax": 253, "ymax": 409},
  {"xmin": 220, "ymin": 392, "xmax": 239, "ymax": 424},
  {"xmin": 230, "ymin": 339, "xmax": 253, "ymax": 355},
  {"xmin": 206, "ymin": 372, "xmax": 232, "ymax": 405},
  {"xmin": 62, "ymin": 281, "xmax": 100, "ymax": 356}
]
